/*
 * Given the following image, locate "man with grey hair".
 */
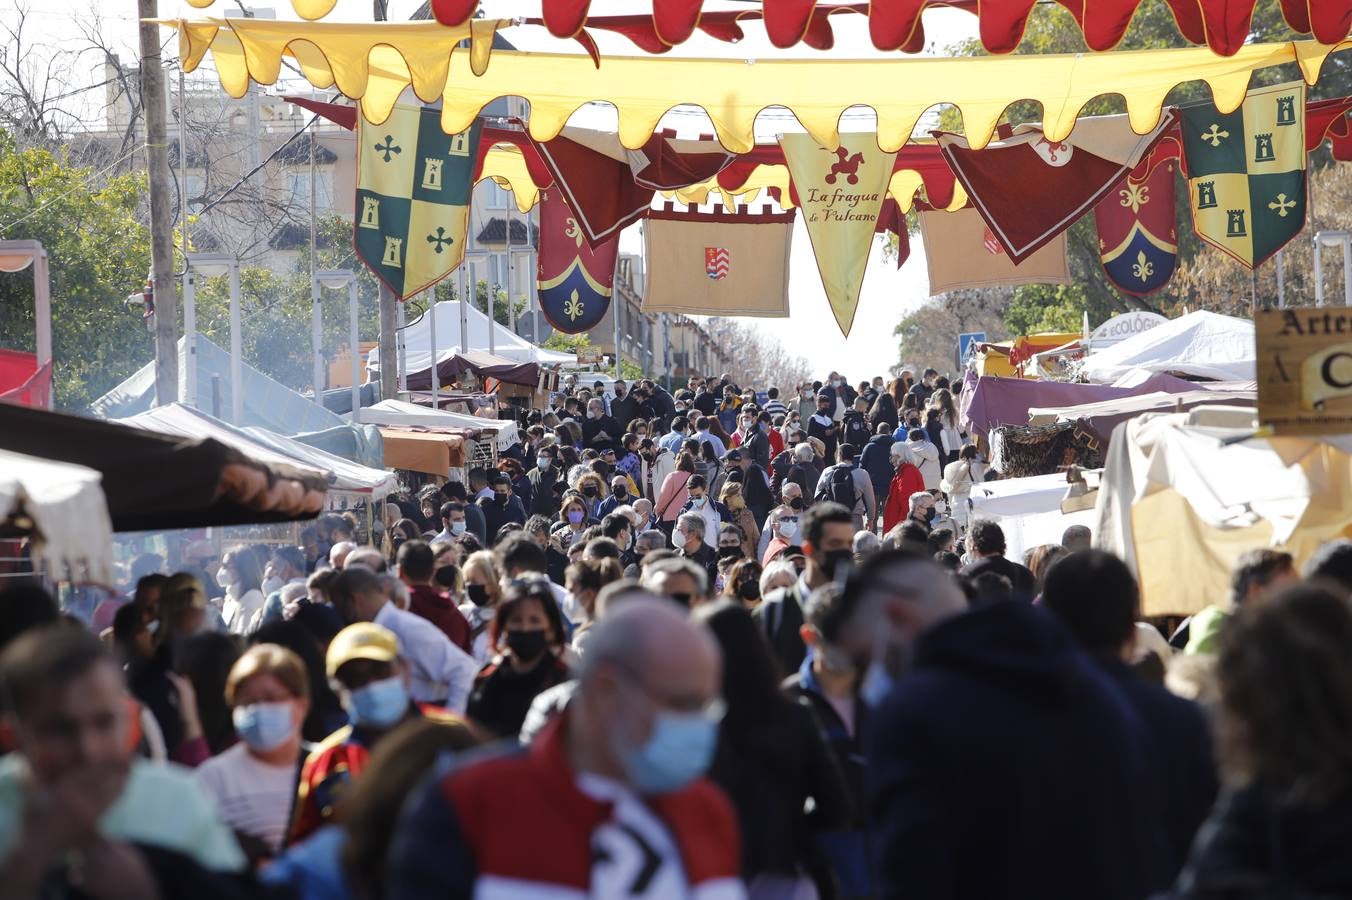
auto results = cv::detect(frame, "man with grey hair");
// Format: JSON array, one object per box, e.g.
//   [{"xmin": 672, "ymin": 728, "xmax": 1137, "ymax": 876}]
[
  {"xmin": 388, "ymin": 599, "xmax": 742, "ymax": 898},
  {"xmin": 908, "ymin": 491, "xmax": 937, "ymax": 534},
  {"xmin": 634, "ymin": 529, "xmax": 667, "ymax": 561},
  {"xmin": 671, "ymin": 512, "xmax": 717, "ymax": 590},
  {"xmin": 841, "ymin": 550, "xmax": 1162, "ymax": 900},
  {"xmin": 344, "ymin": 546, "xmax": 387, "ymax": 572},
  {"xmin": 581, "ymin": 396, "xmax": 622, "ymax": 454},
  {"xmin": 641, "ymin": 556, "xmax": 711, "ymax": 609},
  {"xmin": 326, "ymin": 566, "xmax": 477, "ymax": 712}
]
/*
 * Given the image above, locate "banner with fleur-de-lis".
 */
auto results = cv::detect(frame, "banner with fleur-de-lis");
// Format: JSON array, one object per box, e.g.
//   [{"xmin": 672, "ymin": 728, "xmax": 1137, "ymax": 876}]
[
  {"xmin": 354, "ymin": 105, "xmax": 481, "ymax": 299},
  {"xmin": 1181, "ymin": 81, "xmax": 1306, "ymax": 269},
  {"xmin": 1095, "ymin": 129, "xmax": 1181, "ymax": 296},
  {"xmin": 536, "ymin": 188, "xmax": 618, "ymax": 334}
]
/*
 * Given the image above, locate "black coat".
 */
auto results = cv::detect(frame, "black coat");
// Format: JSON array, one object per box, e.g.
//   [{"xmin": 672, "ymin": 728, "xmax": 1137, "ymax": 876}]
[
  {"xmin": 477, "ymin": 495, "xmax": 527, "ymax": 546},
  {"xmin": 869, "ymin": 601, "xmax": 1165, "ymax": 900},
  {"xmin": 807, "ymin": 415, "xmax": 839, "ymax": 465},
  {"xmin": 649, "ymin": 386, "xmax": 676, "ymax": 419},
  {"xmin": 961, "ymin": 554, "xmax": 1037, "ymax": 600},
  {"xmin": 1166, "ymin": 785, "xmax": 1352, "ymax": 900},
  {"xmin": 609, "ymin": 394, "xmax": 638, "ymax": 430},
  {"xmin": 709, "ymin": 697, "xmax": 852, "ymax": 881},
  {"xmin": 465, "ymin": 653, "xmax": 571, "ymax": 740},
  {"xmin": 581, "ymin": 414, "xmax": 623, "ymax": 453},
  {"xmin": 753, "ymin": 578, "xmax": 809, "ymax": 675},
  {"xmin": 1098, "ymin": 658, "xmax": 1217, "ymax": 886},
  {"xmin": 526, "ymin": 466, "xmax": 561, "ymax": 518}
]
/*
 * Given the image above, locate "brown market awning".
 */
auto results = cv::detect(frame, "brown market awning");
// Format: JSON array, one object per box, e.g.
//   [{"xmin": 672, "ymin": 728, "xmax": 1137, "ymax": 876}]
[
  {"xmin": 405, "ymin": 351, "xmax": 541, "ymax": 390},
  {"xmin": 0, "ymin": 404, "xmax": 327, "ymax": 530}
]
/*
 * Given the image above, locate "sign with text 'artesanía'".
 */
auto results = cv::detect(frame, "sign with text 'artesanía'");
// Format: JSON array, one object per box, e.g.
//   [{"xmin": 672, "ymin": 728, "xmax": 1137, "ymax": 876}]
[{"xmin": 1257, "ymin": 306, "xmax": 1352, "ymax": 435}]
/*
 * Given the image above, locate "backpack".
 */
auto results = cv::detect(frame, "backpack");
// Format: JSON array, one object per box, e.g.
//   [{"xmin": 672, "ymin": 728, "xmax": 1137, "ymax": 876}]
[
  {"xmin": 816, "ymin": 465, "xmax": 857, "ymax": 511},
  {"xmin": 842, "ymin": 411, "xmax": 871, "ymax": 450}
]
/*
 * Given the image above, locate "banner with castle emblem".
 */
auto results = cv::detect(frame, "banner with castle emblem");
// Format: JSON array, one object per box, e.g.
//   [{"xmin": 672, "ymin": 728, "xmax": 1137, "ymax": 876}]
[
  {"xmin": 1095, "ymin": 132, "xmax": 1181, "ymax": 296},
  {"xmin": 642, "ymin": 203, "xmax": 794, "ymax": 317},
  {"xmin": 779, "ymin": 132, "xmax": 896, "ymax": 337},
  {"xmin": 354, "ymin": 105, "xmax": 481, "ymax": 299},
  {"xmin": 1181, "ymin": 81, "xmax": 1306, "ymax": 269},
  {"xmin": 536, "ymin": 188, "xmax": 618, "ymax": 334}
]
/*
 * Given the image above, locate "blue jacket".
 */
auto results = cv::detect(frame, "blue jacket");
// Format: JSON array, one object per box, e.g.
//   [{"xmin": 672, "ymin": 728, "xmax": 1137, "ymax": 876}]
[
  {"xmin": 858, "ymin": 433, "xmax": 897, "ymax": 501},
  {"xmin": 869, "ymin": 601, "xmax": 1166, "ymax": 900}
]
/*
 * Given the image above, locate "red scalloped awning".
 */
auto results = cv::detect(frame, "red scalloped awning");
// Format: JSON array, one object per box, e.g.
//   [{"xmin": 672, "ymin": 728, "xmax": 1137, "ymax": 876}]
[{"xmin": 429, "ymin": 0, "xmax": 1350, "ymax": 56}]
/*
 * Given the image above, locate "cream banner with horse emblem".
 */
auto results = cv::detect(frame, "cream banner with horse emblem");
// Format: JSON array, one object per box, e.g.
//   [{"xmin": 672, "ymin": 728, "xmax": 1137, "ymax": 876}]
[
  {"xmin": 779, "ymin": 132, "xmax": 896, "ymax": 337},
  {"xmin": 1257, "ymin": 307, "xmax": 1352, "ymax": 436}
]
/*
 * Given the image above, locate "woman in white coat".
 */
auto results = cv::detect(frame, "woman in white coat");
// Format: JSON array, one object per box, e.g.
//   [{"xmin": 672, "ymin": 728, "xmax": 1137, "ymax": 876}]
[
  {"xmin": 905, "ymin": 428, "xmax": 942, "ymax": 492},
  {"xmin": 940, "ymin": 443, "xmax": 986, "ymax": 532}
]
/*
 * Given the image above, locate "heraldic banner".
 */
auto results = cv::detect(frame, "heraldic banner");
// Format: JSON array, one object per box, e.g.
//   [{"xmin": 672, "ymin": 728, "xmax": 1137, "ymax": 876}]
[
  {"xmin": 536, "ymin": 187, "xmax": 619, "ymax": 334},
  {"xmin": 355, "ymin": 105, "xmax": 482, "ymax": 299},
  {"xmin": 641, "ymin": 203, "xmax": 794, "ymax": 317},
  {"xmin": 779, "ymin": 132, "xmax": 896, "ymax": 337},
  {"xmin": 1181, "ymin": 81, "xmax": 1306, "ymax": 269},
  {"xmin": 1095, "ymin": 132, "xmax": 1181, "ymax": 296},
  {"xmin": 918, "ymin": 207, "xmax": 1070, "ymax": 295}
]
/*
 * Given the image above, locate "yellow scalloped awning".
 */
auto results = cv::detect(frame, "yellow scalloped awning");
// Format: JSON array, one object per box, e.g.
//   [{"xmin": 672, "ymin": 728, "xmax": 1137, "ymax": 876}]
[{"xmin": 160, "ymin": 17, "xmax": 1350, "ymax": 152}]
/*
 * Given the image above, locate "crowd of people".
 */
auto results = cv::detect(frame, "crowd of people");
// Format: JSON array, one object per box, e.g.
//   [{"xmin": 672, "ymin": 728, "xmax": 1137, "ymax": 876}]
[{"xmin": 2, "ymin": 368, "xmax": 1351, "ymax": 899}]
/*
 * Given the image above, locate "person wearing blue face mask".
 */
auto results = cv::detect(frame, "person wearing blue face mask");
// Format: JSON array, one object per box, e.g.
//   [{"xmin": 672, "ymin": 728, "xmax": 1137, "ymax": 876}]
[
  {"xmin": 290, "ymin": 622, "xmax": 464, "ymax": 844},
  {"xmin": 386, "ymin": 598, "xmax": 745, "ymax": 899},
  {"xmin": 195, "ymin": 644, "xmax": 311, "ymax": 862}
]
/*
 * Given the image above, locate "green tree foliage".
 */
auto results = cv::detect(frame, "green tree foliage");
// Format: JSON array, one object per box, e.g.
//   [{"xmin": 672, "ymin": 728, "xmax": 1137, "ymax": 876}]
[{"xmin": 0, "ymin": 133, "xmax": 155, "ymax": 410}]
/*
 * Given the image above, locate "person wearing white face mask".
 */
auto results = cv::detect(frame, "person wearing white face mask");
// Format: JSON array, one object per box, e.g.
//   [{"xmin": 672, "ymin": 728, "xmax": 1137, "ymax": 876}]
[
  {"xmin": 217, "ymin": 546, "xmax": 266, "ymax": 636},
  {"xmin": 195, "ymin": 644, "xmax": 311, "ymax": 859}
]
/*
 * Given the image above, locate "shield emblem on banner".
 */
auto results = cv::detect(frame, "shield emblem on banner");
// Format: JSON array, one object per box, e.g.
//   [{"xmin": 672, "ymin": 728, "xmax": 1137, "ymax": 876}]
[{"xmin": 705, "ymin": 247, "xmax": 730, "ymax": 280}]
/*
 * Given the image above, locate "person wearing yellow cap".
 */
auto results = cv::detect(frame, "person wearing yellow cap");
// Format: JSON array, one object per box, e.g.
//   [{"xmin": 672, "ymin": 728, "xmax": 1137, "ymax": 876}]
[{"xmin": 288, "ymin": 621, "xmax": 467, "ymax": 844}]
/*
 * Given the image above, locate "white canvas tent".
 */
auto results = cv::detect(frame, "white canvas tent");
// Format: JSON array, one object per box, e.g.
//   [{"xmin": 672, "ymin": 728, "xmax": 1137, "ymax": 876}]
[
  {"xmin": 1079, "ymin": 311, "xmax": 1255, "ymax": 384},
  {"xmin": 361, "ymin": 398, "xmax": 520, "ymax": 451},
  {"xmin": 367, "ymin": 300, "xmax": 573, "ymax": 376},
  {"xmin": 1095, "ymin": 406, "xmax": 1352, "ymax": 616},
  {"xmin": 967, "ymin": 473, "xmax": 1095, "ymax": 564},
  {"xmin": 121, "ymin": 404, "xmax": 331, "ymax": 486},
  {"xmin": 243, "ymin": 427, "xmax": 397, "ymax": 499},
  {"xmin": 0, "ymin": 450, "xmax": 114, "ymax": 583}
]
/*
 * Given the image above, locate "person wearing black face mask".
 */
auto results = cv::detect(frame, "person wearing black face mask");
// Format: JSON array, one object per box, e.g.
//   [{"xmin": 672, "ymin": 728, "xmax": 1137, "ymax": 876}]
[
  {"xmin": 465, "ymin": 577, "xmax": 571, "ymax": 739},
  {"xmin": 753, "ymin": 502, "xmax": 856, "ymax": 674},
  {"xmin": 477, "ymin": 473, "xmax": 527, "ymax": 548}
]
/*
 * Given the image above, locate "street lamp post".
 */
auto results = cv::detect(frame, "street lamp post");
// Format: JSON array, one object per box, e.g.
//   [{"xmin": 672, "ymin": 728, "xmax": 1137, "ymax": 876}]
[{"xmin": 316, "ymin": 269, "xmax": 361, "ymax": 423}]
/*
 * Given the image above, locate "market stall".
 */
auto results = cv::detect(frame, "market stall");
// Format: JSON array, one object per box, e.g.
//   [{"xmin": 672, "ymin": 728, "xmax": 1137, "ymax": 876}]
[
  {"xmin": 0, "ymin": 404, "xmax": 327, "ymax": 530},
  {"xmin": 1095, "ymin": 406, "xmax": 1352, "ymax": 616},
  {"xmin": 968, "ymin": 472, "xmax": 1096, "ymax": 566},
  {"xmin": 0, "ymin": 450, "xmax": 115, "ymax": 583},
  {"xmin": 1079, "ymin": 310, "xmax": 1256, "ymax": 384},
  {"xmin": 363, "ymin": 398, "xmax": 518, "ymax": 453},
  {"xmin": 378, "ymin": 428, "xmax": 468, "ymax": 477},
  {"xmin": 368, "ymin": 301, "xmax": 573, "ymax": 376}
]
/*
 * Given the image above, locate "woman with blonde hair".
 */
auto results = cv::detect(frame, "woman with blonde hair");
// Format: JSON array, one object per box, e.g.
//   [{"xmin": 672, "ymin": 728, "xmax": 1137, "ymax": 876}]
[
  {"xmin": 195, "ymin": 643, "xmax": 310, "ymax": 860},
  {"xmin": 719, "ymin": 480, "xmax": 761, "ymax": 559},
  {"xmin": 459, "ymin": 551, "xmax": 502, "ymax": 665}
]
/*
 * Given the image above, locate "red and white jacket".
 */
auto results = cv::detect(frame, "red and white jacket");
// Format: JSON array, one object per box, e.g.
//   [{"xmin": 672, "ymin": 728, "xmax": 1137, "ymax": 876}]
[{"xmin": 385, "ymin": 711, "xmax": 745, "ymax": 899}]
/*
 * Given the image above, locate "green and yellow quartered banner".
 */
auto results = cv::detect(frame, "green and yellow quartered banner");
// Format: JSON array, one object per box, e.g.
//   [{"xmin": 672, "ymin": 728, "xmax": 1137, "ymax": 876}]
[
  {"xmin": 355, "ymin": 105, "xmax": 482, "ymax": 299},
  {"xmin": 1182, "ymin": 81, "xmax": 1307, "ymax": 269}
]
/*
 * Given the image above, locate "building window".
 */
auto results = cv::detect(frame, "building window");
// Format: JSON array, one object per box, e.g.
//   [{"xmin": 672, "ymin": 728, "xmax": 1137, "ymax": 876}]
[
  {"xmin": 288, "ymin": 170, "xmax": 332, "ymax": 211},
  {"xmin": 484, "ymin": 181, "xmax": 511, "ymax": 210}
]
